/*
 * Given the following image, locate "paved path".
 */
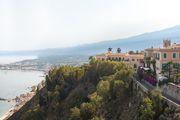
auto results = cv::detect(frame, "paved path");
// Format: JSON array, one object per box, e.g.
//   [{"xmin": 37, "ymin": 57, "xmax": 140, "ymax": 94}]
[{"xmin": 133, "ymin": 75, "xmax": 180, "ymax": 108}]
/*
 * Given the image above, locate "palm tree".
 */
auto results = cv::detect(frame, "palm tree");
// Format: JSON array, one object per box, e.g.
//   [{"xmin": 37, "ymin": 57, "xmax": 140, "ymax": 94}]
[
  {"xmin": 162, "ymin": 61, "xmax": 173, "ymax": 79},
  {"xmin": 167, "ymin": 61, "xmax": 173, "ymax": 79},
  {"xmin": 108, "ymin": 47, "xmax": 112, "ymax": 53},
  {"xmin": 151, "ymin": 59, "xmax": 156, "ymax": 75},
  {"xmin": 117, "ymin": 48, "xmax": 121, "ymax": 53},
  {"xmin": 89, "ymin": 56, "xmax": 94, "ymax": 60},
  {"xmin": 145, "ymin": 57, "xmax": 151, "ymax": 68}
]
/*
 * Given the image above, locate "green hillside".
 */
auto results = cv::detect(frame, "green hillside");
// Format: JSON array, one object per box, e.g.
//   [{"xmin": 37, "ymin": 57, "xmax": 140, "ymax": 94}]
[{"xmin": 8, "ymin": 60, "xmax": 178, "ymax": 120}]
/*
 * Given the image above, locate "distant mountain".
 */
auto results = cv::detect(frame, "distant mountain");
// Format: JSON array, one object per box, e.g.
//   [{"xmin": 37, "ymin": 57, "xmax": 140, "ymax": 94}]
[{"xmin": 1, "ymin": 25, "xmax": 180, "ymax": 56}]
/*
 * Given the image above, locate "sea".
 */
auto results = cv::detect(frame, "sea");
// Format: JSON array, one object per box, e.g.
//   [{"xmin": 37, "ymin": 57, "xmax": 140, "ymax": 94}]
[{"xmin": 0, "ymin": 56, "xmax": 44, "ymax": 118}]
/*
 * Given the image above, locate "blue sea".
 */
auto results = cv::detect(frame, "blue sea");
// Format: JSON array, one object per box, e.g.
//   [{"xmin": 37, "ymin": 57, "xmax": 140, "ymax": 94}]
[{"xmin": 0, "ymin": 56, "xmax": 44, "ymax": 118}]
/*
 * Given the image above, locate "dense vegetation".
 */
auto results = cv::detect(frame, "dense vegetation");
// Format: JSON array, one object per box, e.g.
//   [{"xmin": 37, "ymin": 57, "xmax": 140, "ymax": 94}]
[{"xmin": 9, "ymin": 60, "xmax": 178, "ymax": 120}]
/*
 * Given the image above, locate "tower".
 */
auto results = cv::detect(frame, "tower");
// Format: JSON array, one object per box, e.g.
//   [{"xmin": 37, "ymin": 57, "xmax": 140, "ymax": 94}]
[{"xmin": 163, "ymin": 39, "xmax": 171, "ymax": 48}]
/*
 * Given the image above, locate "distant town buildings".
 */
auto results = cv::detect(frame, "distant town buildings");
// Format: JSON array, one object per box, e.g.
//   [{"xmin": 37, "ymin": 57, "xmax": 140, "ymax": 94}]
[{"xmin": 145, "ymin": 40, "xmax": 180, "ymax": 74}]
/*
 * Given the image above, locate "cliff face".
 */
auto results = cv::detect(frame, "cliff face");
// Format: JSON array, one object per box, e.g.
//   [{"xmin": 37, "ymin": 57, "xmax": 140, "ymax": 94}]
[{"xmin": 8, "ymin": 60, "xmax": 177, "ymax": 120}]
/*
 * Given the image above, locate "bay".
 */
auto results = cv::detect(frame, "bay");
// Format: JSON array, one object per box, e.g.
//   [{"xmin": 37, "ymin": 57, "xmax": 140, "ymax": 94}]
[
  {"xmin": 0, "ymin": 56, "xmax": 44, "ymax": 118},
  {"xmin": 0, "ymin": 70, "xmax": 43, "ymax": 118}
]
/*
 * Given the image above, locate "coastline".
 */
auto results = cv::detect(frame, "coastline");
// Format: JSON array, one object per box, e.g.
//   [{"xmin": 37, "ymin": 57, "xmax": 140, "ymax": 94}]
[
  {"xmin": 0, "ymin": 56, "xmax": 45, "ymax": 120},
  {"xmin": 0, "ymin": 92, "xmax": 35, "ymax": 120}
]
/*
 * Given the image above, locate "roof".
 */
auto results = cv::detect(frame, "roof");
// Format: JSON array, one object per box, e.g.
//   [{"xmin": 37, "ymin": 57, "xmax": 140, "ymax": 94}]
[
  {"xmin": 96, "ymin": 53, "xmax": 144, "ymax": 58},
  {"xmin": 145, "ymin": 42, "xmax": 180, "ymax": 52}
]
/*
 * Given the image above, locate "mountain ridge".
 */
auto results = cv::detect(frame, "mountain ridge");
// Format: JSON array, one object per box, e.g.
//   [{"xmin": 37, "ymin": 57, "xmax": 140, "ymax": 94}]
[{"xmin": 1, "ymin": 25, "xmax": 180, "ymax": 56}]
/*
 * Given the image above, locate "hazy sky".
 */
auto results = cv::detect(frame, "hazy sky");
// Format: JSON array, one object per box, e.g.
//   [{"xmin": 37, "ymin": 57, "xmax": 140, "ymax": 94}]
[{"xmin": 1, "ymin": 0, "xmax": 180, "ymax": 51}]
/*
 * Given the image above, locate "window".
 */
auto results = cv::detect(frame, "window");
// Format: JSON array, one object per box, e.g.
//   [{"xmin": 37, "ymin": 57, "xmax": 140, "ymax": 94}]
[
  {"xmin": 173, "ymin": 63, "xmax": 180, "ymax": 69},
  {"xmin": 163, "ymin": 53, "xmax": 167, "ymax": 58},
  {"xmin": 156, "ymin": 53, "xmax": 160, "ymax": 60},
  {"xmin": 162, "ymin": 63, "xmax": 168, "ymax": 70},
  {"xmin": 144, "ymin": 52, "xmax": 147, "ymax": 57},
  {"xmin": 158, "ymin": 53, "xmax": 160, "ymax": 59},
  {"xmin": 173, "ymin": 53, "xmax": 176, "ymax": 58}
]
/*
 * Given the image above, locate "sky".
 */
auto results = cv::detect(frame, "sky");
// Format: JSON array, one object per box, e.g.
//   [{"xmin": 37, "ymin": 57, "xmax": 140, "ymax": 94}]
[{"xmin": 1, "ymin": 0, "xmax": 180, "ymax": 51}]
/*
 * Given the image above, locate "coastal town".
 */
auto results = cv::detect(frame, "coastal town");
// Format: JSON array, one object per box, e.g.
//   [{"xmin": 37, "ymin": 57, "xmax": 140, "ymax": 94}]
[
  {"xmin": 0, "ymin": 55, "xmax": 89, "ymax": 72},
  {"xmin": 0, "ymin": 60, "xmax": 51, "ymax": 72}
]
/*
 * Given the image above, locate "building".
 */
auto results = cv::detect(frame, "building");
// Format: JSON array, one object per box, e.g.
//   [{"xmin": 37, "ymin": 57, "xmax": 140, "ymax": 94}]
[
  {"xmin": 95, "ymin": 48, "xmax": 144, "ymax": 69},
  {"xmin": 145, "ymin": 40, "xmax": 180, "ymax": 74}
]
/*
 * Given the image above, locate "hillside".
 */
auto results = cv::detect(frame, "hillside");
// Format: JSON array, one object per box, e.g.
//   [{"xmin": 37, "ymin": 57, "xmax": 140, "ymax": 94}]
[{"xmin": 8, "ymin": 60, "xmax": 178, "ymax": 120}]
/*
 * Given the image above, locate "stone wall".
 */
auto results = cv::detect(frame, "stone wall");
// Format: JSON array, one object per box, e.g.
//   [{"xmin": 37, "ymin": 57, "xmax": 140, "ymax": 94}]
[{"xmin": 162, "ymin": 83, "xmax": 180, "ymax": 102}]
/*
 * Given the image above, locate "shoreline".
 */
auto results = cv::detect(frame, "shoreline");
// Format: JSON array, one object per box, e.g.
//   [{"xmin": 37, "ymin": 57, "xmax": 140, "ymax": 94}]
[{"xmin": 0, "ymin": 92, "xmax": 35, "ymax": 120}]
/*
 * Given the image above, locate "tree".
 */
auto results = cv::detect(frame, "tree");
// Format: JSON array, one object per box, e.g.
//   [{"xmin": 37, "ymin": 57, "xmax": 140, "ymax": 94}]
[
  {"xmin": 114, "ymin": 69, "xmax": 133, "ymax": 86},
  {"xmin": 91, "ymin": 116, "xmax": 105, "ymax": 120},
  {"xmin": 89, "ymin": 92, "xmax": 103, "ymax": 107},
  {"xmin": 139, "ymin": 97, "xmax": 155, "ymax": 120},
  {"xmin": 128, "ymin": 51, "xmax": 134, "ymax": 54},
  {"xmin": 111, "ymin": 80, "xmax": 125, "ymax": 99},
  {"xmin": 136, "ymin": 50, "xmax": 139, "ymax": 54},
  {"xmin": 150, "ymin": 90, "xmax": 163, "ymax": 119},
  {"xmin": 175, "ymin": 73, "xmax": 180, "ymax": 83},
  {"xmin": 167, "ymin": 61, "xmax": 173, "ymax": 79},
  {"xmin": 70, "ymin": 107, "xmax": 82, "ymax": 120},
  {"xmin": 162, "ymin": 61, "xmax": 173, "ymax": 79},
  {"xmin": 145, "ymin": 57, "xmax": 151, "ymax": 68},
  {"xmin": 21, "ymin": 106, "xmax": 44, "ymax": 120},
  {"xmin": 80, "ymin": 103, "xmax": 96, "ymax": 120},
  {"xmin": 46, "ymin": 75, "xmax": 52, "ymax": 91},
  {"xmin": 151, "ymin": 59, "xmax": 156, "ymax": 75},
  {"xmin": 37, "ymin": 88, "xmax": 47, "ymax": 107},
  {"xmin": 89, "ymin": 56, "xmax": 94, "ymax": 60},
  {"xmin": 108, "ymin": 47, "xmax": 112, "ymax": 53},
  {"xmin": 117, "ymin": 48, "xmax": 121, "ymax": 53},
  {"xmin": 97, "ymin": 80, "xmax": 110, "ymax": 101}
]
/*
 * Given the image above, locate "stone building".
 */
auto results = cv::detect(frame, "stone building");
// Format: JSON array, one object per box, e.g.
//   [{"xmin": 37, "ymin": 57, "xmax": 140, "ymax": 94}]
[
  {"xmin": 145, "ymin": 40, "xmax": 180, "ymax": 74},
  {"xmin": 95, "ymin": 48, "xmax": 144, "ymax": 69}
]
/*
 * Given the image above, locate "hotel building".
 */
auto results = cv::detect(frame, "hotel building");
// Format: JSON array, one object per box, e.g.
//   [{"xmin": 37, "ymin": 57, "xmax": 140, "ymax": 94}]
[
  {"xmin": 95, "ymin": 48, "xmax": 144, "ymax": 69},
  {"xmin": 145, "ymin": 40, "xmax": 180, "ymax": 74}
]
